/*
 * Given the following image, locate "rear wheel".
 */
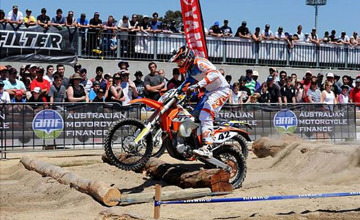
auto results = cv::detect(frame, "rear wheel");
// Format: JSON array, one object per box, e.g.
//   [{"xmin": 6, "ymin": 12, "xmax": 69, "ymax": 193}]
[
  {"xmin": 227, "ymin": 135, "xmax": 249, "ymax": 159},
  {"xmin": 212, "ymin": 145, "xmax": 247, "ymax": 189},
  {"xmin": 104, "ymin": 118, "xmax": 153, "ymax": 171}
]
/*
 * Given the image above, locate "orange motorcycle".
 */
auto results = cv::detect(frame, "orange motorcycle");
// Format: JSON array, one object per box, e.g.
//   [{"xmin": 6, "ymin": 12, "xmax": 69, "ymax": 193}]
[{"xmin": 104, "ymin": 87, "xmax": 251, "ymax": 188}]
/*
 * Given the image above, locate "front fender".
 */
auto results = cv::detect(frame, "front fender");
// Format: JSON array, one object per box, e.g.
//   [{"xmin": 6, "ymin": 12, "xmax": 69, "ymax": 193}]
[{"xmin": 130, "ymin": 98, "xmax": 163, "ymax": 110}]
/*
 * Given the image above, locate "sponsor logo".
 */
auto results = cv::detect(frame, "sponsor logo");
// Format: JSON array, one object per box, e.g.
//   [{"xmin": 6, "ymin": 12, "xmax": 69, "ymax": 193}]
[
  {"xmin": 273, "ymin": 110, "xmax": 298, "ymax": 134},
  {"xmin": 182, "ymin": 0, "xmax": 195, "ymax": 5},
  {"xmin": 32, "ymin": 110, "xmax": 64, "ymax": 139},
  {"xmin": 0, "ymin": 30, "xmax": 62, "ymax": 50}
]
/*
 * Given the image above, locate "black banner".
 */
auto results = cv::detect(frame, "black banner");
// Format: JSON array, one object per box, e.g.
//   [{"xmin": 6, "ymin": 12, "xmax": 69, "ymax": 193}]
[{"xmin": 0, "ymin": 25, "xmax": 78, "ymax": 65}]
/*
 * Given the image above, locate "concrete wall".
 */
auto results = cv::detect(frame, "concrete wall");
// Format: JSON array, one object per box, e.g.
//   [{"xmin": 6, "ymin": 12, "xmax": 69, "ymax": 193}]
[{"xmin": 2, "ymin": 59, "xmax": 359, "ymax": 83}]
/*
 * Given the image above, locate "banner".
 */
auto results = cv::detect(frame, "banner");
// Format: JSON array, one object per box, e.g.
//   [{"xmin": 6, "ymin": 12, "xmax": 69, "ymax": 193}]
[
  {"xmin": 0, "ymin": 25, "xmax": 78, "ymax": 65},
  {"xmin": 180, "ymin": 0, "xmax": 208, "ymax": 58}
]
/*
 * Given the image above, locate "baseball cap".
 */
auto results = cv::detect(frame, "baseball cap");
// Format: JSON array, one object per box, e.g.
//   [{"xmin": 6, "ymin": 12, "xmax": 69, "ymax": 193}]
[
  {"xmin": 252, "ymin": 71, "xmax": 259, "ymax": 77},
  {"xmin": 134, "ymin": 71, "xmax": 143, "ymax": 76},
  {"xmin": 267, "ymin": 75, "xmax": 274, "ymax": 82},
  {"xmin": 119, "ymin": 70, "xmax": 130, "ymax": 75},
  {"xmin": 239, "ymin": 76, "xmax": 246, "ymax": 82},
  {"xmin": 13, "ymin": 5, "xmax": 18, "ymax": 9},
  {"xmin": 214, "ymin": 21, "xmax": 219, "ymax": 26},
  {"xmin": 93, "ymin": 81, "xmax": 100, "ymax": 86},
  {"xmin": 246, "ymin": 69, "xmax": 253, "ymax": 74},
  {"xmin": 41, "ymin": 8, "xmax": 46, "ymax": 13},
  {"xmin": 326, "ymin": 72, "xmax": 334, "ymax": 78},
  {"xmin": 15, "ymin": 90, "xmax": 23, "ymax": 96},
  {"xmin": 305, "ymin": 70, "xmax": 312, "ymax": 75},
  {"xmin": 341, "ymin": 85, "xmax": 350, "ymax": 90},
  {"xmin": 143, "ymin": 15, "xmax": 149, "ymax": 18},
  {"xmin": 265, "ymin": 24, "xmax": 270, "ymax": 28},
  {"xmin": 0, "ymin": 66, "xmax": 7, "ymax": 71},
  {"xmin": 98, "ymin": 89, "xmax": 105, "ymax": 94},
  {"xmin": 81, "ymin": 13, "xmax": 86, "ymax": 17},
  {"xmin": 29, "ymin": 64, "xmax": 37, "ymax": 69},
  {"xmin": 32, "ymin": 87, "xmax": 41, "ymax": 93},
  {"xmin": 79, "ymin": 68, "xmax": 87, "ymax": 73},
  {"xmin": 26, "ymin": 9, "xmax": 32, "ymax": 12},
  {"xmin": 269, "ymin": 67, "xmax": 277, "ymax": 73}
]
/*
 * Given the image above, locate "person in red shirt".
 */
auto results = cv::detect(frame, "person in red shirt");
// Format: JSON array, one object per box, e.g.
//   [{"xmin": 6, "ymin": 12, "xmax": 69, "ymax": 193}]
[
  {"xmin": 29, "ymin": 66, "xmax": 50, "ymax": 102},
  {"xmin": 350, "ymin": 77, "xmax": 360, "ymax": 108}
]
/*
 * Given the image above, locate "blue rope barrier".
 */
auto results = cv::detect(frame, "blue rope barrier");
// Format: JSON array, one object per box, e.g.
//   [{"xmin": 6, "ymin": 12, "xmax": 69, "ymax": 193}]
[{"xmin": 154, "ymin": 191, "xmax": 360, "ymax": 207}]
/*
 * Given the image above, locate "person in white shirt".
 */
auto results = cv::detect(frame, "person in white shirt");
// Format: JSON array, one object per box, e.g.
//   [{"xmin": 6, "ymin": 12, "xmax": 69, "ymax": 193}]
[
  {"xmin": 0, "ymin": 80, "xmax": 11, "ymax": 103},
  {"xmin": 43, "ymin": 65, "xmax": 55, "ymax": 85},
  {"xmin": 7, "ymin": 5, "xmax": 23, "ymax": 28},
  {"xmin": 294, "ymin": 25, "xmax": 305, "ymax": 42},
  {"xmin": 275, "ymin": 26, "xmax": 285, "ymax": 40},
  {"xmin": 119, "ymin": 70, "xmax": 138, "ymax": 106},
  {"xmin": 261, "ymin": 24, "xmax": 274, "ymax": 40},
  {"xmin": 338, "ymin": 31, "xmax": 350, "ymax": 45}
]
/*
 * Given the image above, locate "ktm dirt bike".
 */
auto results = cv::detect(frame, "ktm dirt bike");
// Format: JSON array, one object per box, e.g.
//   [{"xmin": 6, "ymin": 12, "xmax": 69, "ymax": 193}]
[{"xmin": 104, "ymin": 87, "xmax": 252, "ymax": 188}]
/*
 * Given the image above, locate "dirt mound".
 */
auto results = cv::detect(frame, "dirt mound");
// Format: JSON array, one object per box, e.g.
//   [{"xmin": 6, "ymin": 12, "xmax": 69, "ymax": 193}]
[{"xmin": 270, "ymin": 142, "xmax": 360, "ymax": 182}]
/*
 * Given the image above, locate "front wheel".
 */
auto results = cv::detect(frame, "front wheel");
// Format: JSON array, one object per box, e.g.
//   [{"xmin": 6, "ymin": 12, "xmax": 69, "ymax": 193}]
[
  {"xmin": 104, "ymin": 118, "xmax": 153, "ymax": 171},
  {"xmin": 212, "ymin": 145, "xmax": 247, "ymax": 189}
]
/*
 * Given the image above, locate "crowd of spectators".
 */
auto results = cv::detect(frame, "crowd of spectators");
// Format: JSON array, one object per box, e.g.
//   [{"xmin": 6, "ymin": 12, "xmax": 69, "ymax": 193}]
[
  {"xmin": 226, "ymin": 67, "xmax": 360, "ymax": 109},
  {"xmin": 1, "ymin": 5, "xmax": 360, "ymax": 52}
]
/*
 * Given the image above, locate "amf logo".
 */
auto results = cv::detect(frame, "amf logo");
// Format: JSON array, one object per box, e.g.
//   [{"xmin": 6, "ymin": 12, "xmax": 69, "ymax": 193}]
[
  {"xmin": 32, "ymin": 109, "xmax": 64, "ymax": 139},
  {"xmin": 273, "ymin": 110, "xmax": 298, "ymax": 134}
]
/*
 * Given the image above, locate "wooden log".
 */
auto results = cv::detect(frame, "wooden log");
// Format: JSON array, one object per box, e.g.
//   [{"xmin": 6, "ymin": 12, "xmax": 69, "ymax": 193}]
[
  {"xmin": 20, "ymin": 156, "xmax": 121, "ymax": 206},
  {"xmin": 102, "ymin": 153, "xmax": 233, "ymax": 192}
]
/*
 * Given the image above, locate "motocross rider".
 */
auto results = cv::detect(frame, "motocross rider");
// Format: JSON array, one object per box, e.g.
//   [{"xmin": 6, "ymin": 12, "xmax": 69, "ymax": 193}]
[{"xmin": 169, "ymin": 46, "xmax": 231, "ymax": 158}]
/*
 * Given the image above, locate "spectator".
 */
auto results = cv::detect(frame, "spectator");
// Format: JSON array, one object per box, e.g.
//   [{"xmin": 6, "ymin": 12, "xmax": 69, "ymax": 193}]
[
  {"xmin": 102, "ymin": 15, "xmax": 117, "ymax": 51},
  {"xmin": 79, "ymin": 68, "xmax": 93, "ymax": 93},
  {"xmin": 265, "ymin": 75, "xmax": 281, "ymax": 104},
  {"xmin": 118, "ymin": 60, "xmax": 129, "ymax": 70},
  {"xmin": 257, "ymin": 82, "xmax": 271, "ymax": 103},
  {"xmin": 29, "ymin": 67, "xmax": 50, "ymax": 102},
  {"xmin": 88, "ymin": 12, "xmax": 103, "ymax": 51},
  {"xmin": 167, "ymin": 68, "xmax": 182, "ymax": 90},
  {"xmin": 134, "ymin": 71, "xmax": 145, "ymax": 98},
  {"xmin": 119, "ymin": 70, "xmax": 138, "ymax": 106},
  {"xmin": 349, "ymin": 77, "xmax": 360, "ymax": 108},
  {"xmin": 302, "ymin": 70, "xmax": 313, "ymax": 88},
  {"xmin": 28, "ymin": 64, "xmax": 37, "ymax": 80},
  {"xmin": 88, "ymin": 81, "xmax": 100, "ymax": 102},
  {"xmin": 317, "ymin": 73, "xmax": 324, "ymax": 88},
  {"xmin": 225, "ymin": 75, "xmax": 232, "ymax": 85},
  {"xmin": 342, "ymin": 75, "xmax": 353, "ymax": 88},
  {"xmin": 338, "ymin": 31, "xmax": 350, "ymax": 45},
  {"xmin": 0, "ymin": 80, "xmax": 10, "ymax": 103},
  {"xmin": 304, "ymin": 33, "xmax": 310, "ymax": 42},
  {"xmin": 27, "ymin": 87, "xmax": 44, "ymax": 111},
  {"xmin": 244, "ymin": 69, "xmax": 256, "ymax": 94},
  {"xmin": 105, "ymin": 72, "xmax": 125, "ymax": 103},
  {"xmin": 4, "ymin": 68, "xmax": 26, "ymax": 98},
  {"xmin": 118, "ymin": 15, "xmax": 131, "ymax": 53},
  {"xmin": 140, "ymin": 15, "xmax": 151, "ymax": 33},
  {"xmin": 129, "ymin": 14, "xmax": 140, "ymax": 55},
  {"xmin": 277, "ymin": 70, "xmax": 287, "ymax": 87},
  {"xmin": 209, "ymin": 21, "xmax": 223, "ymax": 37},
  {"xmin": 92, "ymin": 89, "xmax": 105, "ymax": 102},
  {"xmin": 51, "ymin": 8, "xmax": 66, "ymax": 30},
  {"xmin": 252, "ymin": 27, "xmax": 262, "ymax": 42},
  {"xmin": 11, "ymin": 90, "xmax": 26, "ymax": 103},
  {"xmin": 168, "ymin": 20, "xmax": 179, "ymax": 33},
  {"xmin": 23, "ymin": 9, "xmax": 36, "ymax": 28},
  {"xmin": 235, "ymin": 21, "xmax": 250, "ymax": 39},
  {"xmin": 150, "ymin": 12, "xmax": 162, "ymax": 32},
  {"xmin": 91, "ymin": 66, "xmax": 107, "ymax": 90},
  {"xmin": 321, "ymin": 31, "xmax": 330, "ymax": 43},
  {"xmin": 261, "ymin": 24, "xmax": 274, "ymax": 40},
  {"xmin": 275, "ymin": 26, "xmax": 285, "ymax": 40},
  {"xmin": 49, "ymin": 74, "xmax": 67, "ymax": 103},
  {"xmin": 219, "ymin": 69, "xmax": 225, "ymax": 76},
  {"xmin": 295, "ymin": 79, "xmax": 304, "ymax": 103},
  {"xmin": 338, "ymin": 85, "xmax": 350, "ymax": 104},
  {"xmin": 294, "ymin": 25, "xmax": 305, "ymax": 42},
  {"xmin": 291, "ymin": 73, "xmax": 297, "ymax": 83},
  {"xmin": 0, "ymin": 9, "xmax": 8, "ymax": 24},
  {"xmin": 320, "ymin": 81, "xmax": 337, "ymax": 106},
  {"xmin": 321, "ymin": 72, "xmax": 341, "ymax": 97},
  {"xmin": 269, "ymin": 67, "xmax": 278, "ymax": 80},
  {"xmin": 67, "ymin": 73, "xmax": 88, "ymax": 103},
  {"xmin": 7, "ymin": 5, "xmax": 23, "ymax": 29},
  {"xmin": 334, "ymin": 74, "xmax": 342, "ymax": 90},
  {"xmin": 74, "ymin": 63, "xmax": 82, "ymax": 73},
  {"xmin": 158, "ymin": 69, "xmax": 168, "ymax": 89},
  {"xmin": 309, "ymin": 28, "xmax": 320, "ymax": 45},
  {"xmin": 76, "ymin": 13, "xmax": 89, "ymax": 52},
  {"xmin": 329, "ymin": 30, "xmax": 337, "ymax": 43},
  {"xmin": 252, "ymin": 70, "xmax": 261, "ymax": 92},
  {"xmin": 350, "ymin": 31, "xmax": 359, "ymax": 46},
  {"xmin": 37, "ymin": 8, "xmax": 50, "ymax": 29},
  {"xmin": 56, "ymin": 64, "xmax": 69, "ymax": 88},
  {"xmin": 220, "ymin": 19, "xmax": 233, "ymax": 37},
  {"xmin": 65, "ymin": 11, "xmax": 76, "ymax": 27},
  {"xmin": 238, "ymin": 76, "xmax": 251, "ymax": 103},
  {"xmin": 43, "ymin": 65, "xmax": 55, "ymax": 85},
  {"xmin": 281, "ymin": 76, "xmax": 296, "ymax": 104},
  {"xmin": 144, "ymin": 62, "xmax": 164, "ymax": 100},
  {"xmin": 21, "ymin": 68, "xmax": 31, "ymax": 93},
  {"xmin": 229, "ymin": 82, "xmax": 241, "ymax": 104},
  {"xmin": 307, "ymin": 81, "xmax": 321, "ymax": 103}
]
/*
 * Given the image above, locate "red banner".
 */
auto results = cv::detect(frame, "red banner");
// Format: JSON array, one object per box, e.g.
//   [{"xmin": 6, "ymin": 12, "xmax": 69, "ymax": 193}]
[{"xmin": 180, "ymin": 0, "xmax": 208, "ymax": 58}]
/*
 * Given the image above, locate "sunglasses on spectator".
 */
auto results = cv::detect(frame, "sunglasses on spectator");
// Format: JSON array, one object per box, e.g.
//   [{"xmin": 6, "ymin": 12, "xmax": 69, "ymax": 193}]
[{"xmin": 114, "ymin": 77, "xmax": 121, "ymax": 80}]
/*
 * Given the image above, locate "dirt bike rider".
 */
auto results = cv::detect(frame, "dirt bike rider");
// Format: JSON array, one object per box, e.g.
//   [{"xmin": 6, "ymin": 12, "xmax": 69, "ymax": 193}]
[{"xmin": 169, "ymin": 46, "xmax": 231, "ymax": 158}]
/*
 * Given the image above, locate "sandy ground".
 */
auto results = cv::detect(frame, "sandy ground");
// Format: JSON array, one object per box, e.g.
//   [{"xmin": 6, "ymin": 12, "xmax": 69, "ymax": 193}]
[{"xmin": 1, "ymin": 141, "xmax": 360, "ymax": 220}]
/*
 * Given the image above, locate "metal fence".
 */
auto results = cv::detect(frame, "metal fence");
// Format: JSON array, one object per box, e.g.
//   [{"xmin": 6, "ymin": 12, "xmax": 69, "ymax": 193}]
[
  {"xmin": 1, "ymin": 102, "xmax": 357, "ymax": 159},
  {"xmin": 77, "ymin": 31, "xmax": 360, "ymax": 69}
]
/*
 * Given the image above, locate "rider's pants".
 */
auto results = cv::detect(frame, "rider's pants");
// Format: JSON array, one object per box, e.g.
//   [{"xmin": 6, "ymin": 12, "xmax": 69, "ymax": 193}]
[{"xmin": 198, "ymin": 87, "xmax": 230, "ymax": 145}]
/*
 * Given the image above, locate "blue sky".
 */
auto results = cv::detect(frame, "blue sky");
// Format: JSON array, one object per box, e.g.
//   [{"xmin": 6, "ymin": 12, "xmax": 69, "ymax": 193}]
[{"xmin": 1, "ymin": 0, "xmax": 358, "ymax": 36}]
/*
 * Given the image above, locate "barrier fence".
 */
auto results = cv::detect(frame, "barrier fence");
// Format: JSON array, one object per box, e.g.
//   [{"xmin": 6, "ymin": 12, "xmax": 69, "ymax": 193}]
[{"xmin": 0, "ymin": 102, "xmax": 357, "ymax": 159}]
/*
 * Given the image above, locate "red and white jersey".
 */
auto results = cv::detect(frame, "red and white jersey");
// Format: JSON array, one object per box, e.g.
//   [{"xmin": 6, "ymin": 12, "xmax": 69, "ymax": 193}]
[{"xmin": 187, "ymin": 57, "xmax": 229, "ymax": 92}]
